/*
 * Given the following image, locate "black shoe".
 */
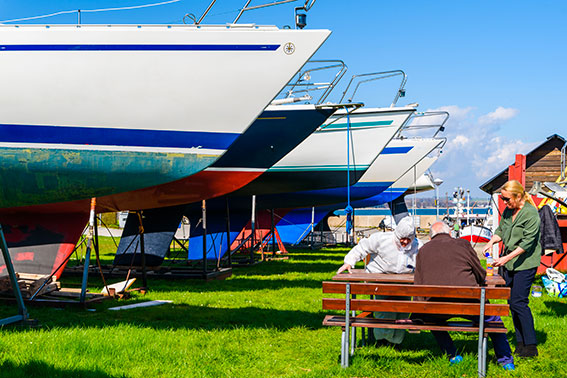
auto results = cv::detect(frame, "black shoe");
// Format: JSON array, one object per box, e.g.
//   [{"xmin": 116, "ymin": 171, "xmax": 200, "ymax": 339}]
[
  {"xmin": 518, "ymin": 344, "xmax": 538, "ymax": 358},
  {"xmin": 514, "ymin": 341, "xmax": 525, "ymax": 355}
]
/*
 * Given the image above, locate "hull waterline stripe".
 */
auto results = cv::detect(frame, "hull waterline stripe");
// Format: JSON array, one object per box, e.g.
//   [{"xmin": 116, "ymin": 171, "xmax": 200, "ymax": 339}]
[
  {"xmin": 319, "ymin": 120, "xmax": 394, "ymax": 131},
  {"xmin": 0, "ymin": 124, "xmax": 240, "ymax": 150},
  {"xmin": 0, "ymin": 44, "xmax": 280, "ymax": 51}
]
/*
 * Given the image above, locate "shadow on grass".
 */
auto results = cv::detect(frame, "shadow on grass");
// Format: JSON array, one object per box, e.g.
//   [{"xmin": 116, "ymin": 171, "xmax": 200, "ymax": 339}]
[
  {"xmin": 0, "ymin": 360, "xmax": 116, "ymax": 378},
  {"xmin": 60, "ymin": 273, "xmax": 333, "ymax": 293},
  {"xmin": 542, "ymin": 300, "xmax": 567, "ymax": 317},
  {"xmin": 0, "ymin": 303, "xmax": 328, "ymax": 333},
  {"xmin": 231, "ymin": 261, "xmax": 342, "ymax": 276},
  {"xmin": 362, "ymin": 326, "xmax": 549, "ymax": 361}
]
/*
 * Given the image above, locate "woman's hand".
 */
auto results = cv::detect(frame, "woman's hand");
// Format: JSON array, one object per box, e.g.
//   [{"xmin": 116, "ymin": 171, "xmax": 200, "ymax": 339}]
[
  {"xmin": 493, "ymin": 256, "xmax": 510, "ymax": 267},
  {"xmin": 337, "ymin": 263, "xmax": 353, "ymax": 274},
  {"xmin": 482, "ymin": 242, "xmax": 493, "ymax": 254}
]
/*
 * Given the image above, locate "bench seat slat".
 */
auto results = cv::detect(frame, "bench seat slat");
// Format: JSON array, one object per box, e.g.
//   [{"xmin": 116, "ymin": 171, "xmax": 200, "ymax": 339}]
[
  {"xmin": 322, "ymin": 282, "xmax": 510, "ymax": 300},
  {"xmin": 323, "ymin": 315, "xmax": 508, "ymax": 333},
  {"xmin": 322, "ymin": 298, "xmax": 509, "ymax": 317}
]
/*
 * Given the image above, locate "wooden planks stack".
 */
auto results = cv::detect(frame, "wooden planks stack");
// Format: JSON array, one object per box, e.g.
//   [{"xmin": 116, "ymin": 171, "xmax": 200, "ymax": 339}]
[{"xmin": 0, "ymin": 273, "xmax": 60, "ymax": 298}]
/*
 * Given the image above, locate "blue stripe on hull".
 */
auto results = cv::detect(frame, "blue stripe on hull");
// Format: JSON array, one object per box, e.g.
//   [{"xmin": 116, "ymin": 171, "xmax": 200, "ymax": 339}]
[
  {"xmin": 254, "ymin": 182, "xmax": 393, "ymax": 210},
  {"xmin": 0, "ymin": 44, "xmax": 280, "ymax": 51},
  {"xmin": 380, "ymin": 146, "xmax": 413, "ymax": 154},
  {"xmin": 0, "ymin": 147, "xmax": 217, "ymax": 208},
  {"xmin": 348, "ymin": 188, "xmax": 407, "ymax": 209},
  {"xmin": 0, "ymin": 124, "xmax": 239, "ymax": 150},
  {"xmin": 276, "ymin": 184, "xmax": 403, "ymax": 245}
]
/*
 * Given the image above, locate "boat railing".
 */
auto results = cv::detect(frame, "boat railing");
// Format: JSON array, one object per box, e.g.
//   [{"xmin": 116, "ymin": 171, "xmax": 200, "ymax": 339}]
[
  {"xmin": 396, "ymin": 111, "xmax": 450, "ymax": 139},
  {"xmin": 338, "ymin": 70, "xmax": 407, "ymax": 107},
  {"xmin": 187, "ymin": 0, "xmax": 317, "ymax": 26},
  {"xmin": 274, "ymin": 60, "xmax": 348, "ymax": 105}
]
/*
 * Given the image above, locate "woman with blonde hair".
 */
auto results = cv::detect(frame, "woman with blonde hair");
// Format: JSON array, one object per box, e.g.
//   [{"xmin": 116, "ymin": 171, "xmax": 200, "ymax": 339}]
[{"xmin": 483, "ymin": 179, "xmax": 541, "ymax": 358}]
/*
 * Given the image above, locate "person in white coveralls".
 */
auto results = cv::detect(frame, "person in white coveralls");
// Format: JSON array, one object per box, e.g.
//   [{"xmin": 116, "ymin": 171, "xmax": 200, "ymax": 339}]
[{"xmin": 337, "ymin": 216, "xmax": 421, "ymax": 344}]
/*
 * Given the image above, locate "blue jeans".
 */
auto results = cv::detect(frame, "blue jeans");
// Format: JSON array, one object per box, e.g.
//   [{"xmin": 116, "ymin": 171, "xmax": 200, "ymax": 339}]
[{"xmin": 501, "ymin": 267, "xmax": 538, "ymax": 345}]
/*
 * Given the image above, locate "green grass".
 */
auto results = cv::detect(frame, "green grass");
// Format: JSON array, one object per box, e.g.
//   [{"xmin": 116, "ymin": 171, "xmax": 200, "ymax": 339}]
[{"xmin": 0, "ymin": 239, "xmax": 565, "ymax": 377}]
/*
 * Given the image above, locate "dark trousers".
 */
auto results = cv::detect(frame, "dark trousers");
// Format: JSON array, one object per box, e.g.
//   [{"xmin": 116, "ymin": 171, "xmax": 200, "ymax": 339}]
[
  {"xmin": 414, "ymin": 314, "xmax": 513, "ymax": 366},
  {"xmin": 501, "ymin": 267, "xmax": 538, "ymax": 345}
]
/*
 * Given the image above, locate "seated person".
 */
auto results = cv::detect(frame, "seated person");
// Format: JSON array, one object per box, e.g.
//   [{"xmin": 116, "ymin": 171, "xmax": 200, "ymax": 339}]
[
  {"xmin": 413, "ymin": 221, "xmax": 514, "ymax": 370},
  {"xmin": 337, "ymin": 216, "xmax": 420, "ymax": 344}
]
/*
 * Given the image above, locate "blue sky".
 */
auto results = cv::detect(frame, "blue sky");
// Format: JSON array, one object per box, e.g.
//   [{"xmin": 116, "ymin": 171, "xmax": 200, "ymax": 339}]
[{"xmin": 1, "ymin": 0, "xmax": 566, "ymax": 197}]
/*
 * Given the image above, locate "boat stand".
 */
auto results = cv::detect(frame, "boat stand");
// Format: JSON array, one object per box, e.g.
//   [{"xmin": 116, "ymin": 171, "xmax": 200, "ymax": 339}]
[{"xmin": 0, "ymin": 224, "xmax": 29, "ymax": 325}]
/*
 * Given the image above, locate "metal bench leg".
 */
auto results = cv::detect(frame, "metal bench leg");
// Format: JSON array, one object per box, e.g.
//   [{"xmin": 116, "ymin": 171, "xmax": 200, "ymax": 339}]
[
  {"xmin": 351, "ymin": 293, "xmax": 356, "ymax": 355},
  {"xmin": 482, "ymin": 335, "xmax": 488, "ymax": 377},
  {"xmin": 341, "ymin": 330, "xmax": 350, "ymax": 368},
  {"xmin": 478, "ymin": 288, "xmax": 486, "ymax": 378},
  {"xmin": 343, "ymin": 283, "xmax": 350, "ymax": 367},
  {"xmin": 351, "ymin": 324, "xmax": 355, "ymax": 355}
]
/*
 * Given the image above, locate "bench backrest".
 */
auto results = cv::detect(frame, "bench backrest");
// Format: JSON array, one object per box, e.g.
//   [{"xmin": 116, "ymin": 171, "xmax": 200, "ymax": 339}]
[{"xmin": 322, "ymin": 282, "xmax": 511, "ymax": 317}]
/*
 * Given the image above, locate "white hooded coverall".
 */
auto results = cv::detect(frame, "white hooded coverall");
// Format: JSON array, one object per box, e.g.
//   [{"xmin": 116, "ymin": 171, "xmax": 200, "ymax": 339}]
[{"xmin": 342, "ymin": 217, "xmax": 421, "ymax": 343}]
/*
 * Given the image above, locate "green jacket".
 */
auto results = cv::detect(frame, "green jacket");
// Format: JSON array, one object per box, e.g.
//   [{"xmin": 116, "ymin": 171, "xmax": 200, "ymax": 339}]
[{"xmin": 495, "ymin": 202, "xmax": 542, "ymax": 271}]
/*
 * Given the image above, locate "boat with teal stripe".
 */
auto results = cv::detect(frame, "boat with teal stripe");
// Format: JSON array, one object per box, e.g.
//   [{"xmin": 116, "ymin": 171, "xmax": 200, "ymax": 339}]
[
  {"xmin": 0, "ymin": 24, "xmax": 331, "ymax": 210},
  {"xmin": 236, "ymin": 106, "xmax": 417, "ymax": 195}
]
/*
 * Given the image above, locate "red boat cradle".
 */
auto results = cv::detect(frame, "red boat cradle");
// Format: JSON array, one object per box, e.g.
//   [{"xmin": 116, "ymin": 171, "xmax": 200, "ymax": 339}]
[{"xmin": 231, "ymin": 209, "xmax": 291, "ymax": 256}]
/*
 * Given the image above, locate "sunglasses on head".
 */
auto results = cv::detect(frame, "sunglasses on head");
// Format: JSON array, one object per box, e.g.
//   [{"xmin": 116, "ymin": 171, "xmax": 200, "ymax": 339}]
[{"xmin": 501, "ymin": 196, "xmax": 511, "ymax": 202}]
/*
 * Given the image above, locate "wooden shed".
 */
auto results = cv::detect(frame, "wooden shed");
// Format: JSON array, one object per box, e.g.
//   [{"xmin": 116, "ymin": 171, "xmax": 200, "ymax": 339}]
[{"xmin": 480, "ymin": 134, "xmax": 566, "ymax": 194}]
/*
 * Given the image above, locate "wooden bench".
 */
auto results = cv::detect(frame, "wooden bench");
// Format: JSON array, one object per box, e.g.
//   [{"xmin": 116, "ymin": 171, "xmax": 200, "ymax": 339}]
[{"xmin": 322, "ymin": 281, "xmax": 511, "ymax": 377}]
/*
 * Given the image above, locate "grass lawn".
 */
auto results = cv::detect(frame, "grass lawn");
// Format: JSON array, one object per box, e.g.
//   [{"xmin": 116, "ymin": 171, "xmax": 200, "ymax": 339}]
[{"xmin": 0, "ymin": 239, "xmax": 565, "ymax": 377}]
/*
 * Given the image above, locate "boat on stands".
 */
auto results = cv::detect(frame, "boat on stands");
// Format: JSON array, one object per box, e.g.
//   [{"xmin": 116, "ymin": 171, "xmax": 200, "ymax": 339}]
[
  {"xmin": 275, "ymin": 113, "xmax": 447, "ymax": 245},
  {"xmin": 0, "ymin": 24, "xmax": 330, "ymax": 212},
  {"xmin": 0, "ymin": 23, "xmax": 330, "ymax": 276},
  {"xmin": 116, "ymin": 103, "xmax": 418, "ymax": 264}
]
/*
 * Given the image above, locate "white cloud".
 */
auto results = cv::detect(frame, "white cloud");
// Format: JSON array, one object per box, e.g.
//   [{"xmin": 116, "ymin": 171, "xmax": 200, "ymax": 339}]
[
  {"xmin": 419, "ymin": 105, "xmax": 534, "ymax": 196},
  {"xmin": 478, "ymin": 106, "xmax": 519, "ymax": 125},
  {"xmin": 453, "ymin": 135, "xmax": 469, "ymax": 147}
]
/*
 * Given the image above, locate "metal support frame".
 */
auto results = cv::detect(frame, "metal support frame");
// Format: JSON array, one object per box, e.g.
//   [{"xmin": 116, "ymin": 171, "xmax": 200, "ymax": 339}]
[
  {"xmin": 79, "ymin": 238, "xmax": 92, "ymax": 303},
  {"xmin": 310, "ymin": 206, "xmax": 315, "ymax": 249},
  {"xmin": 0, "ymin": 224, "xmax": 29, "ymax": 325},
  {"xmin": 226, "ymin": 198, "xmax": 232, "ymax": 267},
  {"xmin": 80, "ymin": 198, "xmax": 97, "ymax": 303},
  {"xmin": 202, "ymin": 200, "xmax": 208, "ymax": 274},
  {"xmin": 477, "ymin": 287, "xmax": 487, "ymax": 378},
  {"xmin": 138, "ymin": 211, "xmax": 148, "ymax": 289},
  {"xmin": 250, "ymin": 195, "xmax": 256, "ymax": 263},
  {"xmin": 271, "ymin": 209, "xmax": 276, "ymax": 257}
]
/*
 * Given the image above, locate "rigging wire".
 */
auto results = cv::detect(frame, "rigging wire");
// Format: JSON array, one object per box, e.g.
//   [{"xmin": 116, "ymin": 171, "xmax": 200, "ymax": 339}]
[
  {"xmin": 0, "ymin": 0, "xmax": 181, "ymax": 23},
  {"xmin": 344, "ymin": 107, "xmax": 354, "ymax": 242}
]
